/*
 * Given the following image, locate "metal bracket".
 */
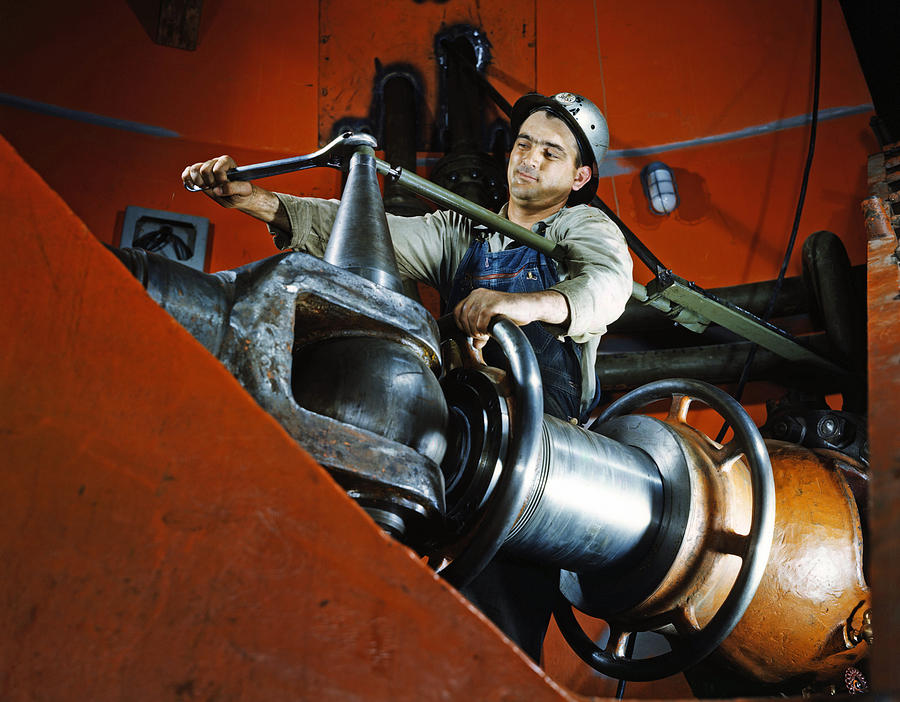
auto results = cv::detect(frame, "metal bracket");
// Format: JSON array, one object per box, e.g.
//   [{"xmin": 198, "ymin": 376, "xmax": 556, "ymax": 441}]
[{"xmin": 640, "ymin": 272, "xmax": 845, "ymax": 374}]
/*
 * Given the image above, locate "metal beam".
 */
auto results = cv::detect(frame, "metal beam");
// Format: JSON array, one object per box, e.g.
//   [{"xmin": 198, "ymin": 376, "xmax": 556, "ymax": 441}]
[{"xmin": 640, "ymin": 274, "xmax": 846, "ymax": 375}]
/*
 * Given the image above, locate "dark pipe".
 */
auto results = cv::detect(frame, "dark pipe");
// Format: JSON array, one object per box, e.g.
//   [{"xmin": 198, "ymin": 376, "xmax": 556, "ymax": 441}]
[
  {"xmin": 444, "ymin": 37, "xmax": 483, "ymax": 153},
  {"xmin": 430, "ymin": 27, "xmax": 507, "ymax": 209},
  {"xmin": 802, "ymin": 231, "xmax": 866, "ymax": 370},
  {"xmin": 595, "ymin": 334, "xmax": 840, "ymax": 393},
  {"xmin": 382, "ymin": 74, "xmax": 428, "ymax": 217}
]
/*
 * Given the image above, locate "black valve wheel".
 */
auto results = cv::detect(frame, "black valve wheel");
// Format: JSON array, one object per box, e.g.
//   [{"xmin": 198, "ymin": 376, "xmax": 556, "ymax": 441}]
[
  {"xmin": 431, "ymin": 315, "xmax": 544, "ymax": 589},
  {"xmin": 554, "ymin": 378, "xmax": 776, "ymax": 681}
]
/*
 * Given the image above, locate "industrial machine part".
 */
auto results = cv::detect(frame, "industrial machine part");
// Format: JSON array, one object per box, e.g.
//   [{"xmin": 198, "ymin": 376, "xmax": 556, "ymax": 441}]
[
  {"xmin": 708, "ymin": 441, "xmax": 872, "ymax": 683},
  {"xmin": 164, "ymin": 138, "xmax": 871, "ymax": 686},
  {"xmin": 600, "ymin": 258, "xmax": 867, "ymax": 397},
  {"xmin": 429, "ymin": 317, "xmax": 544, "ymax": 587},
  {"xmin": 547, "ymin": 379, "xmax": 773, "ymax": 681},
  {"xmin": 435, "ymin": 319, "xmax": 870, "ymax": 686},
  {"xmin": 595, "ymin": 336, "xmax": 839, "ymax": 395},
  {"xmin": 137, "ymin": 139, "xmax": 450, "ymax": 541},
  {"xmin": 610, "ymin": 273, "xmax": 815, "ymax": 333},
  {"xmin": 761, "ymin": 392, "xmax": 868, "ymax": 465}
]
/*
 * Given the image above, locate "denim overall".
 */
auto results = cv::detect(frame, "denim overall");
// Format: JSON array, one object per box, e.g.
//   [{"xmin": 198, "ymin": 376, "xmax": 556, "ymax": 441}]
[
  {"xmin": 446, "ymin": 231, "xmax": 584, "ymax": 422},
  {"xmin": 446, "ymin": 229, "xmax": 583, "ymax": 661}
]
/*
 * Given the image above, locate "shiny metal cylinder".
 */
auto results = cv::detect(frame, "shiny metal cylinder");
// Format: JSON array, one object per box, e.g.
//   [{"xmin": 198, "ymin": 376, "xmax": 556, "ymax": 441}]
[{"xmin": 502, "ymin": 415, "xmax": 664, "ymax": 573}]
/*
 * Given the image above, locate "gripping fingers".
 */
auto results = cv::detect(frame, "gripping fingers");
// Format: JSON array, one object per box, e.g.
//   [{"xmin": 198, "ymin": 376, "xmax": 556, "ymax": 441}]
[
  {"xmin": 198, "ymin": 157, "xmax": 225, "ymax": 190},
  {"xmin": 470, "ymin": 334, "xmax": 489, "ymax": 349},
  {"xmin": 210, "ymin": 155, "xmax": 236, "ymax": 193},
  {"xmin": 182, "ymin": 163, "xmax": 205, "ymax": 190},
  {"xmin": 183, "ymin": 155, "xmax": 239, "ymax": 195},
  {"xmin": 453, "ymin": 295, "xmax": 492, "ymax": 348}
]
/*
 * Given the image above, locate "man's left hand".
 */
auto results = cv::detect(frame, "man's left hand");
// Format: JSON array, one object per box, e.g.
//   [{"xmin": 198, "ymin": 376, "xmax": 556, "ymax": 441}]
[{"xmin": 453, "ymin": 288, "xmax": 570, "ymax": 349}]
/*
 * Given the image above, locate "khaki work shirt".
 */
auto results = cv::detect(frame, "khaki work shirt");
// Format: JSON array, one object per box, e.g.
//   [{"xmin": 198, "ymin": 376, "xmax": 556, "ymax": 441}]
[{"xmin": 270, "ymin": 195, "xmax": 633, "ymax": 414}]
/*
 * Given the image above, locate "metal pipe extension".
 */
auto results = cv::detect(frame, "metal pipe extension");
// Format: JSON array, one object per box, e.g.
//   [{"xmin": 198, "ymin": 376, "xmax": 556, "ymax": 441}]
[{"xmin": 375, "ymin": 159, "xmax": 567, "ymax": 259}]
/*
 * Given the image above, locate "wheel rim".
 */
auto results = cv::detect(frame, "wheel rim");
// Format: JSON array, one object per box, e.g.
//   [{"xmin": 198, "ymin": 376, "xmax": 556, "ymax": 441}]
[{"xmin": 555, "ymin": 378, "xmax": 776, "ymax": 681}]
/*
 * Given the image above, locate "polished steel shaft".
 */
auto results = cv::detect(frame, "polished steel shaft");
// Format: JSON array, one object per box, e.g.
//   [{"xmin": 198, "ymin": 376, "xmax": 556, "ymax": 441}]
[{"xmin": 502, "ymin": 415, "xmax": 664, "ymax": 572}]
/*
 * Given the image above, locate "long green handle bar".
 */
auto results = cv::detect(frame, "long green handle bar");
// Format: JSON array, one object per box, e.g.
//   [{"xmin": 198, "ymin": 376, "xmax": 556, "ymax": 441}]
[
  {"xmin": 374, "ymin": 160, "xmax": 844, "ymax": 374},
  {"xmin": 373, "ymin": 159, "xmax": 567, "ymax": 260}
]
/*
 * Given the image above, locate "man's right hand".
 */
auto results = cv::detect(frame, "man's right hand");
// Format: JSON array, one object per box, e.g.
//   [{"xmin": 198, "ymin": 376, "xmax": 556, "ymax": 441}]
[
  {"xmin": 181, "ymin": 156, "xmax": 288, "ymax": 229},
  {"xmin": 182, "ymin": 155, "xmax": 253, "ymax": 208}
]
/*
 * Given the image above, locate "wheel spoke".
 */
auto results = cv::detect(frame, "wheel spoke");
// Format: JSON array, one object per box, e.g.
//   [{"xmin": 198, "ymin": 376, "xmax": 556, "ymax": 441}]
[
  {"xmin": 712, "ymin": 440, "xmax": 746, "ymax": 471},
  {"xmin": 666, "ymin": 394, "xmax": 692, "ymax": 424},
  {"xmin": 605, "ymin": 626, "xmax": 634, "ymax": 658},
  {"xmin": 714, "ymin": 529, "xmax": 749, "ymax": 557}
]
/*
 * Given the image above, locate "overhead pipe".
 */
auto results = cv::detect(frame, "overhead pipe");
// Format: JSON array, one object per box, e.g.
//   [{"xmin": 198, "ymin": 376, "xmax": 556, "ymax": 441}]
[
  {"xmin": 431, "ymin": 25, "xmax": 507, "ymax": 210},
  {"xmin": 379, "ymin": 69, "xmax": 430, "ymax": 217}
]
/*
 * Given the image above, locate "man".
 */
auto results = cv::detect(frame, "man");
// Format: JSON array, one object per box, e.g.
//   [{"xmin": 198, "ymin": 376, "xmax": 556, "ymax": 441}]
[
  {"xmin": 183, "ymin": 92, "xmax": 632, "ymax": 425},
  {"xmin": 183, "ymin": 92, "xmax": 633, "ymax": 660}
]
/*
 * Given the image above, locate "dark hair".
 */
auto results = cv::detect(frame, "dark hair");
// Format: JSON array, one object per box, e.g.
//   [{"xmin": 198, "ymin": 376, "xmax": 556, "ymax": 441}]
[{"xmin": 529, "ymin": 107, "xmax": 585, "ymax": 168}]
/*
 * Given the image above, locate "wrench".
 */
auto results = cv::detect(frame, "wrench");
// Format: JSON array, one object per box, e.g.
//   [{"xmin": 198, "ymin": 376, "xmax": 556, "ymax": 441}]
[{"xmin": 183, "ymin": 132, "xmax": 378, "ymax": 192}]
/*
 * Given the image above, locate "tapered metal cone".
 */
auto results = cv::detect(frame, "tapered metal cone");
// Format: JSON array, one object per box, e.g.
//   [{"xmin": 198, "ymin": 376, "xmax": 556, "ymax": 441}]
[{"xmin": 323, "ymin": 147, "xmax": 404, "ymax": 294}]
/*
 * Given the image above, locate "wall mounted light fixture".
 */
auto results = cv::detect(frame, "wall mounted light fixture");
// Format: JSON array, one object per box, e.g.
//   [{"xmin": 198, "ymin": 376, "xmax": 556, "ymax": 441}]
[{"xmin": 640, "ymin": 161, "xmax": 679, "ymax": 215}]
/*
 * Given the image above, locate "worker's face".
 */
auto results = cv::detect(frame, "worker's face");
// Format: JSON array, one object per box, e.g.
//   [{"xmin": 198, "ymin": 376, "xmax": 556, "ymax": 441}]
[{"xmin": 507, "ymin": 111, "xmax": 592, "ymax": 210}]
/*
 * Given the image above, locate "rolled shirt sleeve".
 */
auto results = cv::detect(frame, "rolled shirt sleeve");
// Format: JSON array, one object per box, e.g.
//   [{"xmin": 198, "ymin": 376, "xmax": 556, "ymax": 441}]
[{"xmin": 546, "ymin": 205, "xmax": 633, "ymax": 342}]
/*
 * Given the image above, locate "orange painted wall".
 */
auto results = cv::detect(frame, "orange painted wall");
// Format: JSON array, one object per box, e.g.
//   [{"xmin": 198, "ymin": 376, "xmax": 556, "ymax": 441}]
[
  {"xmin": 1, "ymin": 1, "xmax": 320, "ymax": 152},
  {"xmin": 537, "ymin": 0, "xmax": 874, "ymax": 286},
  {"xmin": 0, "ymin": 0, "xmax": 336, "ymax": 272}
]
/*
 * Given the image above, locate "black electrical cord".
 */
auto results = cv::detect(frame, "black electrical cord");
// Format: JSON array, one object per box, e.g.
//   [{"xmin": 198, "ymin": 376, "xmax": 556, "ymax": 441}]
[
  {"xmin": 133, "ymin": 225, "xmax": 193, "ymax": 261},
  {"xmin": 716, "ymin": 0, "xmax": 823, "ymax": 443}
]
